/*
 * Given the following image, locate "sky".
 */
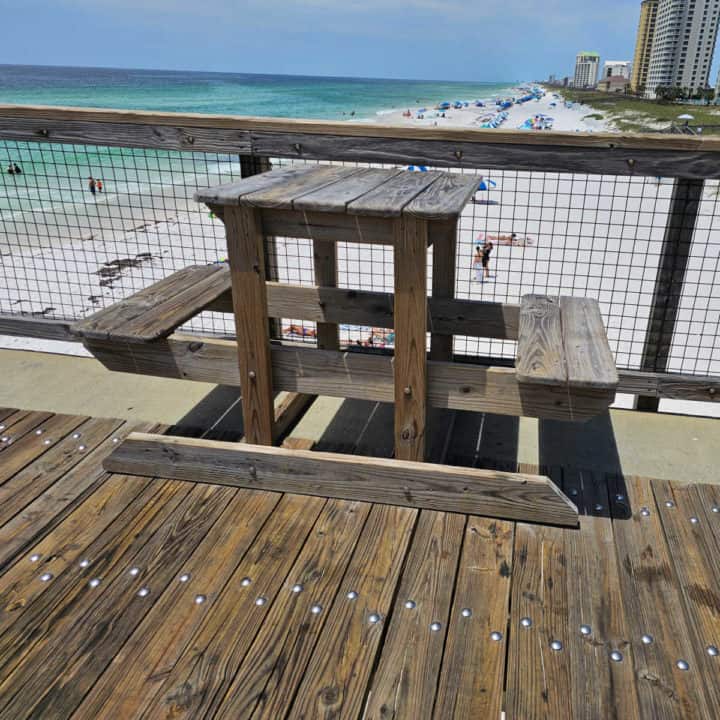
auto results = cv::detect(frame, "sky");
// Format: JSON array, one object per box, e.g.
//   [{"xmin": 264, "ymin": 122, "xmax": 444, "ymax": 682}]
[{"xmin": 1, "ymin": 0, "xmax": 716, "ymax": 83}]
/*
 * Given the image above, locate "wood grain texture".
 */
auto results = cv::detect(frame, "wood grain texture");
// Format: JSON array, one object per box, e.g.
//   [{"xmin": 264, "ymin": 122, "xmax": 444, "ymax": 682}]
[
  {"xmin": 506, "ymin": 522, "xmax": 572, "ymax": 719},
  {"xmin": 393, "ymin": 215, "xmax": 429, "ymax": 460},
  {"xmin": 224, "ymin": 206, "xmax": 275, "ymax": 444},
  {"xmin": 288, "ymin": 504, "xmax": 417, "ymax": 719},
  {"xmin": 363, "ymin": 510, "xmax": 465, "ymax": 720},
  {"xmin": 73, "ymin": 489, "xmax": 281, "ymax": 720},
  {"xmin": 71, "ymin": 264, "xmax": 228, "ymax": 343},
  {"xmin": 240, "ymin": 165, "xmax": 360, "ymax": 209},
  {"xmin": 206, "ymin": 281, "xmax": 520, "ymax": 340},
  {"xmin": 405, "ymin": 172, "xmax": 479, "ymax": 219},
  {"xmin": 348, "ymin": 171, "xmax": 441, "ymax": 217},
  {"xmin": 313, "ymin": 239, "xmax": 340, "ymax": 350},
  {"xmin": 84, "ymin": 335, "xmax": 615, "ymax": 420},
  {"xmin": 104, "ymin": 432, "xmax": 579, "ymax": 525},
  {"xmin": 273, "ymin": 391, "xmax": 316, "ymax": 440},
  {"xmin": 560, "ymin": 296, "xmax": 619, "ymax": 390},
  {"xmin": 139, "ymin": 493, "xmax": 325, "ymax": 719},
  {"xmin": 194, "ymin": 165, "xmax": 314, "ymax": 205},
  {"xmin": 517, "ymin": 294, "xmax": 567, "ymax": 386},
  {"xmin": 433, "ymin": 517, "xmax": 514, "ymax": 720},
  {"xmin": 652, "ymin": 480, "xmax": 720, "ymax": 712},
  {"xmin": 429, "ymin": 219, "xmax": 457, "ymax": 361},
  {"xmin": 608, "ymin": 474, "xmax": 712, "ymax": 718},
  {"xmin": 0, "ymin": 315, "xmax": 75, "ymax": 342},
  {"xmin": 213, "ymin": 499, "xmax": 371, "ymax": 720},
  {"xmin": 293, "ymin": 167, "xmax": 402, "ymax": 212}
]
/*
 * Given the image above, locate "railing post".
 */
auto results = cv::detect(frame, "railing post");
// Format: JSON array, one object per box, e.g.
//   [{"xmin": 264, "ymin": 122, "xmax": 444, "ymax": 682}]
[
  {"xmin": 636, "ymin": 177, "xmax": 704, "ymax": 411},
  {"xmin": 239, "ymin": 154, "xmax": 280, "ymax": 339}
]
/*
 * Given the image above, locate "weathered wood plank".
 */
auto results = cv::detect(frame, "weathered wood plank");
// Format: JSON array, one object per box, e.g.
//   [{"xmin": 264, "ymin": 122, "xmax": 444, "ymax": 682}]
[
  {"xmin": 293, "ymin": 167, "xmax": 402, "ymax": 212},
  {"xmin": 225, "ymin": 205, "xmax": 275, "ymax": 444},
  {"xmin": 5, "ymin": 106, "xmax": 720, "ymax": 178},
  {"xmin": 506, "ymin": 521, "xmax": 572, "ymax": 719},
  {"xmin": 288, "ymin": 504, "xmax": 417, "ymax": 718},
  {"xmin": 72, "ymin": 489, "xmax": 281, "ymax": 720},
  {"xmin": 429, "ymin": 219, "xmax": 457, "ymax": 360},
  {"xmin": 207, "ymin": 282, "xmax": 520, "ymax": 341},
  {"xmin": 0, "ymin": 483, "xmax": 236, "ymax": 719},
  {"xmin": 104, "ymin": 432, "xmax": 579, "ymax": 525},
  {"xmin": 560, "ymin": 296, "xmax": 619, "ymax": 390},
  {"xmin": 364, "ymin": 511, "xmax": 465, "ymax": 720},
  {"xmin": 0, "ymin": 422, "xmax": 153, "ymax": 572},
  {"xmin": 433, "ymin": 517, "xmax": 514, "ymax": 720},
  {"xmin": 652, "ymin": 480, "xmax": 720, "ymax": 712},
  {"xmin": 72, "ymin": 264, "xmax": 228, "ymax": 343},
  {"xmin": 517, "ymin": 294, "xmax": 567, "ymax": 386},
  {"xmin": 0, "ymin": 410, "xmax": 53, "ymax": 450},
  {"xmin": 85, "ymin": 335, "xmax": 614, "ymax": 421},
  {"xmin": 0, "ymin": 315, "xmax": 75, "ymax": 342},
  {"xmin": 563, "ymin": 469, "xmax": 641, "ymax": 720},
  {"xmin": 608, "ymin": 474, "xmax": 712, "ymax": 718},
  {"xmin": 241, "ymin": 165, "xmax": 360, "ymax": 209},
  {"xmin": 393, "ymin": 215, "xmax": 428, "ymax": 461},
  {"xmin": 615, "ymin": 370, "xmax": 720, "ymax": 403},
  {"xmin": 273, "ymin": 391, "xmax": 316, "ymax": 440},
  {"xmin": 313, "ymin": 239, "xmax": 340, "ymax": 350},
  {"xmin": 348, "ymin": 170, "xmax": 441, "ymax": 217},
  {"xmin": 405, "ymin": 172, "xmax": 479, "ymax": 219},
  {"xmin": 194, "ymin": 165, "xmax": 314, "ymax": 206},
  {"xmin": 139, "ymin": 493, "xmax": 325, "ymax": 719},
  {"xmin": 212, "ymin": 499, "xmax": 371, "ymax": 720}
]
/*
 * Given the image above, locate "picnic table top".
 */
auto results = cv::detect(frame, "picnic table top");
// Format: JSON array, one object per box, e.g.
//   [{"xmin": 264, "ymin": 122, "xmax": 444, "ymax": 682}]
[{"xmin": 195, "ymin": 165, "xmax": 480, "ymax": 219}]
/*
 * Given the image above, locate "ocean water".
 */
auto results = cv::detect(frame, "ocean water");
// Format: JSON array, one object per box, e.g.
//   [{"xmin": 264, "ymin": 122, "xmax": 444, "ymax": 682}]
[
  {"xmin": 0, "ymin": 65, "xmax": 516, "ymax": 215},
  {"xmin": 0, "ymin": 65, "xmax": 515, "ymax": 121}
]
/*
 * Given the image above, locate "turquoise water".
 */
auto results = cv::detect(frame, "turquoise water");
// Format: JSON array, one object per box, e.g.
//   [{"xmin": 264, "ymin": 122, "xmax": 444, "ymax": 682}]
[
  {"xmin": 0, "ymin": 65, "xmax": 517, "ymax": 216},
  {"xmin": 1, "ymin": 65, "xmax": 515, "ymax": 121}
]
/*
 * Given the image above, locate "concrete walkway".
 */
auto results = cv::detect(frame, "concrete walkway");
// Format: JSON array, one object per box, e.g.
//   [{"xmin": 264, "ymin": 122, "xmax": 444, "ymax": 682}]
[{"xmin": 2, "ymin": 348, "xmax": 718, "ymax": 483}]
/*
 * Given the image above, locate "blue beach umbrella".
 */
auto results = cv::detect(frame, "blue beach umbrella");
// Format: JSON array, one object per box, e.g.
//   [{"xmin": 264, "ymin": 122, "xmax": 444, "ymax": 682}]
[{"xmin": 408, "ymin": 165, "xmax": 429, "ymax": 172}]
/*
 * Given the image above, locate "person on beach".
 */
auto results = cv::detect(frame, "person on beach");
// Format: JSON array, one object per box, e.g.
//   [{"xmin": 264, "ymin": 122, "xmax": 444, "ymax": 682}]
[
  {"xmin": 473, "ymin": 241, "xmax": 494, "ymax": 281},
  {"xmin": 96, "ymin": 179, "xmax": 103, "ymax": 193},
  {"xmin": 88, "ymin": 176, "xmax": 96, "ymax": 196}
]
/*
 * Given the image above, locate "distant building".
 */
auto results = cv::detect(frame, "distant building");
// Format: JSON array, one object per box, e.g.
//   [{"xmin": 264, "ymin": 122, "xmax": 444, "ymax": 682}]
[
  {"xmin": 548, "ymin": 74, "xmax": 556, "ymax": 84},
  {"xmin": 645, "ymin": 0, "xmax": 720, "ymax": 97},
  {"xmin": 598, "ymin": 75, "xmax": 631, "ymax": 93},
  {"xmin": 631, "ymin": 0, "xmax": 659, "ymax": 93},
  {"xmin": 603, "ymin": 61, "xmax": 632, "ymax": 79},
  {"xmin": 574, "ymin": 52, "xmax": 600, "ymax": 88},
  {"xmin": 716, "ymin": 68, "xmax": 720, "ymax": 102}
]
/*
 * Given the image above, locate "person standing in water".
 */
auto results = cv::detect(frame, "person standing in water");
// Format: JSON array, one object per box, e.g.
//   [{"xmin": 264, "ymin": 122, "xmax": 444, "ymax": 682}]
[
  {"xmin": 88, "ymin": 176, "xmax": 96, "ymax": 196},
  {"xmin": 96, "ymin": 179, "xmax": 103, "ymax": 193}
]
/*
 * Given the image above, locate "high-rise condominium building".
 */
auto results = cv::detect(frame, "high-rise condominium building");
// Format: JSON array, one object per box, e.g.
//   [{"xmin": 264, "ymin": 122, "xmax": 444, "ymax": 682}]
[
  {"xmin": 645, "ymin": 0, "xmax": 720, "ymax": 96},
  {"xmin": 574, "ymin": 52, "xmax": 600, "ymax": 88},
  {"xmin": 603, "ymin": 61, "xmax": 633, "ymax": 79},
  {"xmin": 631, "ymin": 0, "xmax": 659, "ymax": 91}
]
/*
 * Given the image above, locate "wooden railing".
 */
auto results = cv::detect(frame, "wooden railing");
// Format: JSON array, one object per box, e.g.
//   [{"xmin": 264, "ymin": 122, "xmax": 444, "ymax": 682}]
[{"xmin": 0, "ymin": 104, "xmax": 718, "ymax": 410}]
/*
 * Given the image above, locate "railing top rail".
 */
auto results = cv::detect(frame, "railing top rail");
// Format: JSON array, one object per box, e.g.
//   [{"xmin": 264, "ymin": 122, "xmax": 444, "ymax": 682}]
[
  {"xmin": 2, "ymin": 102, "xmax": 720, "ymax": 152},
  {"xmin": 2, "ymin": 103, "xmax": 720, "ymax": 178}
]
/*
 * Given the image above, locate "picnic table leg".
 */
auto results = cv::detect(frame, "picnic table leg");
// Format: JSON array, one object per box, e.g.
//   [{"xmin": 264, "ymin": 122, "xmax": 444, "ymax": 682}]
[
  {"xmin": 429, "ymin": 218, "xmax": 457, "ymax": 361},
  {"xmin": 224, "ymin": 205, "xmax": 275, "ymax": 445},
  {"xmin": 393, "ymin": 215, "xmax": 428, "ymax": 462},
  {"xmin": 313, "ymin": 239, "xmax": 340, "ymax": 350}
]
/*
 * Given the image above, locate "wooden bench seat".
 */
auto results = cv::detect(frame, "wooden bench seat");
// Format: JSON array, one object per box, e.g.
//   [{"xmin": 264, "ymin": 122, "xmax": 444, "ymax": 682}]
[
  {"xmin": 516, "ymin": 294, "xmax": 618, "ymax": 391},
  {"xmin": 72, "ymin": 264, "xmax": 230, "ymax": 343}
]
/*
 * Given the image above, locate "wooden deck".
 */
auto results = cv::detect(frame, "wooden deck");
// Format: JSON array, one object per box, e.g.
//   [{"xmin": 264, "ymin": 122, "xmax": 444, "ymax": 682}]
[{"xmin": 0, "ymin": 406, "xmax": 718, "ymax": 718}]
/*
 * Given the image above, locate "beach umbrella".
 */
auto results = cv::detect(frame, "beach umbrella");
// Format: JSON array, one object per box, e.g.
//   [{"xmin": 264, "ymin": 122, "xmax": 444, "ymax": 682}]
[
  {"xmin": 408, "ymin": 165, "xmax": 428, "ymax": 172},
  {"xmin": 677, "ymin": 114, "xmax": 694, "ymax": 120}
]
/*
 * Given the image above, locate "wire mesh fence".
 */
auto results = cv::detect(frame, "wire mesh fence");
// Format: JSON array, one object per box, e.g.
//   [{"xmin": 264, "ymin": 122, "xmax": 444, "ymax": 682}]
[{"xmin": 1, "ymin": 138, "xmax": 718, "ymax": 377}]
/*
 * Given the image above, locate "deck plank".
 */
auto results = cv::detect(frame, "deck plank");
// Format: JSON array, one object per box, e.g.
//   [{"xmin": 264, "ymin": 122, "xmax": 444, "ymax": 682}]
[
  {"xmin": 288, "ymin": 504, "xmax": 418, "ymax": 719},
  {"xmin": 405, "ymin": 172, "xmax": 479, "ymax": 220},
  {"xmin": 652, "ymin": 480, "xmax": 720, "ymax": 712},
  {"xmin": 0, "ymin": 413, "xmax": 86, "ymax": 485},
  {"xmin": 213, "ymin": 499, "xmax": 371, "ymax": 720},
  {"xmin": 72, "ymin": 489, "xmax": 281, "ymax": 720},
  {"xmin": 563, "ymin": 470, "xmax": 641, "ymax": 720},
  {"xmin": 139, "ymin": 493, "xmax": 326, "ymax": 719},
  {"xmin": 506, "ymin": 521, "xmax": 572, "ymax": 719},
  {"xmin": 432, "ymin": 517, "xmax": 514, "ymax": 720},
  {"xmin": 0, "ymin": 483, "xmax": 235, "ymax": 719},
  {"xmin": 348, "ymin": 170, "xmax": 441, "ymax": 217},
  {"xmin": 608, "ymin": 474, "xmax": 712, "ymax": 719},
  {"xmin": 0, "ymin": 416, "xmax": 121, "ymax": 530},
  {"xmin": 0, "ymin": 410, "xmax": 54, "ymax": 451},
  {"xmin": 364, "ymin": 510, "xmax": 466, "ymax": 720}
]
